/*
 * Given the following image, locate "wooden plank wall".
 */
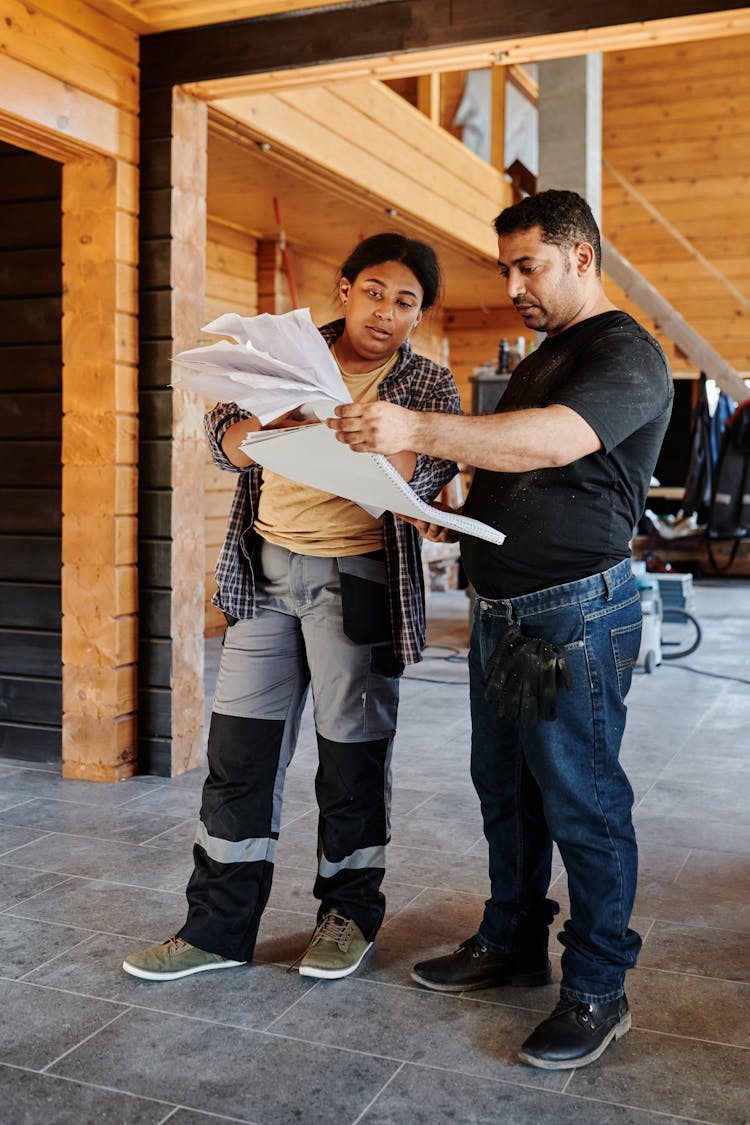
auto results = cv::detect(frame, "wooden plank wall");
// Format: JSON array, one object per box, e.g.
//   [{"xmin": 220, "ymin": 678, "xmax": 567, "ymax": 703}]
[
  {"xmin": 0, "ymin": 142, "xmax": 63, "ymax": 763},
  {"xmin": 0, "ymin": 0, "xmax": 140, "ymax": 780},
  {"xmin": 602, "ymin": 33, "xmax": 750, "ymax": 376}
]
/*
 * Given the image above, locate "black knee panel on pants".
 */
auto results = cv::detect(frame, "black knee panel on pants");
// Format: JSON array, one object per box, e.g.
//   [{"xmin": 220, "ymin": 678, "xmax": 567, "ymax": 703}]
[
  {"xmin": 314, "ymin": 734, "xmax": 391, "ymax": 859},
  {"xmin": 203, "ymin": 712, "xmax": 286, "ymax": 838}
]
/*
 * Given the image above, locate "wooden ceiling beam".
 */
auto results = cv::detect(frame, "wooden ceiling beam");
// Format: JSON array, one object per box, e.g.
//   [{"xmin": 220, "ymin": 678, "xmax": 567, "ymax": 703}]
[
  {"xmin": 180, "ymin": 9, "xmax": 750, "ymax": 99},
  {"xmin": 142, "ymin": 3, "xmax": 750, "ymax": 91}
]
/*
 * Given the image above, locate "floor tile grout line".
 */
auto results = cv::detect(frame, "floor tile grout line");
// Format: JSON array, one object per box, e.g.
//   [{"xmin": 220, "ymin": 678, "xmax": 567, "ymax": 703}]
[
  {"xmin": 0, "ymin": 861, "xmax": 190, "ymax": 894},
  {"xmin": 634, "ymin": 962, "xmax": 750, "ymax": 987},
  {"xmin": 0, "ymin": 1059, "xmax": 176, "ymax": 1109},
  {"xmin": 0, "ymin": 825, "xmax": 196, "ymax": 852},
  {"xmin": 0, "ymin": 797, "xmax": 39, "ymax": 815},
  {"xmin": 155, "ymin": 1108, "xmax": 182, "ymax": 1125},
  {"xmin": 560, "ymin": 1068, "xmax": 576, "ymax": 1094},
  {"xmin": 350, "ymin": 1059, "xmax": 406, "ymax": 1125},
  {"xmin": 260, "ymin": 976, "xmax": 324, "ymax": 1032},
  {"xmin": 560, "ymin": 1080, "xmax": 723, "ymax": 1124},
  {"xmin": 15, "ymin": 931, "xmax": 103, "ymax": 981},
  {"xmin": 671, "ymin": 846, "xmax": 695, "ymax": 885},
  {"xmin": 406, "ymin": 1054, "xmax": 730, "ymax": 1124},
  {"xmin": 6, "ymin": 914, "xmax": 180, "ymax": 946},
  {"xmin": 0, "ymin": 873, "xmax": 77, "ymax": 913},
  {"xmin": 1, "ymin": 1060, "xmax": 260, "ymax": 1125},
  {"xmin": 379, "ymin": 884, "xmax": 442, "ymax": 932},
  {"xmin": 0, "ymin": 831, "xmax": 56, "ymax": 859},
  {"xmin": 138, "ymin": 818, "xmax": 197, "ymax": 846},
  {"xmin": 638, "ymin": 916, "xmax": 657, "ymax": 943},
  {"xmin": 3, "ymin": 1051, "xmax": 721, "ymax": 1125},
  {"xmin": 639, "ymin": 916, "xmax": 750, "ymax": 940},
  {"xmin": 39, "ymin": 1005, "xmax": 134, "ymax": 1074},
  {"xmin": 1, "ymin": 785, "xmax": 182, "ymax": 815}
]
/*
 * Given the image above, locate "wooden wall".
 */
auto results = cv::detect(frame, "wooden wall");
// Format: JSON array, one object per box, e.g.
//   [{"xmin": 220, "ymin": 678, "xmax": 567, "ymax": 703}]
[
  {"xmin": 602, "ymin": 33, "xmax": 750, "ymax": 376},
  {"xmin": 0, "ymin": 143, "xmax": 63, "ymax": 763},
  {"xmin": 0, "ymin": 0, "xmax": 140, "ymax": 780}
]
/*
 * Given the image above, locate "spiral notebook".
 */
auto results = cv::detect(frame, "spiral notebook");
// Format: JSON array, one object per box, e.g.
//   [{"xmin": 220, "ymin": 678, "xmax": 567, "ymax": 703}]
[{"xmin": 240, "ymin": 422, "xmax": 506, "ymax": 545}]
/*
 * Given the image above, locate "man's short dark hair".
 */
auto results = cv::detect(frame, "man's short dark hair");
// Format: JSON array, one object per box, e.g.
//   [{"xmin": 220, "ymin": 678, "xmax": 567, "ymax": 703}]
[{"xmin": 494, "ymin": 190, "xmax": 602, "ymax": 275}]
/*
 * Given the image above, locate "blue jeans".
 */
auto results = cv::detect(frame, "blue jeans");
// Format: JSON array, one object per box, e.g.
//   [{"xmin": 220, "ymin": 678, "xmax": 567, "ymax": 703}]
[{"xmin": 469, "ymin": 558, "xmax": 643, "ymax": 1004}]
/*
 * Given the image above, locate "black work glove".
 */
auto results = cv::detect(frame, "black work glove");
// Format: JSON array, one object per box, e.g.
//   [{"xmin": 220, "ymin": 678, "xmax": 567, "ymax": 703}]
[
  {"xmin": 484, "ymin": 629, "xmax": 574, "ymax": 725},
  {"xmin": 483, "ymin": 625, "xmax": 528, "ymax": 720}
]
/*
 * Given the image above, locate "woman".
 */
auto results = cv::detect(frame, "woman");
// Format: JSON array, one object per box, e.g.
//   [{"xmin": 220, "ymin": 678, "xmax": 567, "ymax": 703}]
[{"xmin": 123, "ymin": 232, "xmax": 461, "ymax": 982}]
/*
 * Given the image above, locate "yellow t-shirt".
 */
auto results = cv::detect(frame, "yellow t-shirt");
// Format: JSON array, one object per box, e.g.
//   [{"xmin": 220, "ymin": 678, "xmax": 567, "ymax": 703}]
[{"xmin": 254, "ymin": 348, "xmax": 399, "ymax": 556}]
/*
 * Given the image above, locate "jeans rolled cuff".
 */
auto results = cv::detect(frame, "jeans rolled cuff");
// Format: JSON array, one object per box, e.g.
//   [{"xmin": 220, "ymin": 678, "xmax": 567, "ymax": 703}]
[
  {"xmin": 559, "ymin": 985, "xmax": 625, "ymax": 1005},
  {"xmin": 476, "ymin": 927, "xmax": 506, "ymax": 955}
]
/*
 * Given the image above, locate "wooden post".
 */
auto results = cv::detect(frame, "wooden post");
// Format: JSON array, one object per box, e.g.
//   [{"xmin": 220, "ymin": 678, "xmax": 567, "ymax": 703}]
[
  {"xmin": 416, "ymin": 72, "xmax": 441, "ymax": 125},
  {"xmin": 61, "ymin": 157, "xmax": 139, "ymax": 781},
  {"xmin": 257, "ymin": 239, "xmax": 288, "ymax": 313},
  {"xmin": 138, "ymin": 86, "xmax": 207, "ymax": 775},
  {"xmin": 490, "ymin": 64, "xmax": 507, "ymax": 174},
  {"xmin": 170, "ymin": 89, "xmax": 208, "ymax": 775}
]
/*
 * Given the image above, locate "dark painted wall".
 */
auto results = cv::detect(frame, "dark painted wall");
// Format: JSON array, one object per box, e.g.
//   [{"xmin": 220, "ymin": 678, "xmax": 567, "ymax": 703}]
[{"xmin": 0, "ymin": 141, "xmax": 63, "ymax": 763}]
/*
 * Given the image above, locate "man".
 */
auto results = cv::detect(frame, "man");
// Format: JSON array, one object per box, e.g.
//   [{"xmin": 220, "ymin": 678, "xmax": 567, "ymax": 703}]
[{"xmin": 328, "ymin": 190, "xmax": 673, "ymax": 1069}]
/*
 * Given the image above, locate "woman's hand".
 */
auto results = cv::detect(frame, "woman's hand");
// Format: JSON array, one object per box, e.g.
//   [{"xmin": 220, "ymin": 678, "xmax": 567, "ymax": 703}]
[
  {"xmin": 262, "ymin": 407, "xmax": 318, "ymax": 431},
  {"xmin": 220, "ymin": 407, "xmax": 316, "ymax": 467},
  {"xmin": 396, "ymin": 502, "xmax": 459, "ymax": 543}
]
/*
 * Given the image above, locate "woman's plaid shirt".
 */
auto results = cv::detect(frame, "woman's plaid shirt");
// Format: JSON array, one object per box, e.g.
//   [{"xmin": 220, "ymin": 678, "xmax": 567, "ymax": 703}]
[{"xmin": 204, "ymin": 319, "xmax": 462, "ymax": 665}]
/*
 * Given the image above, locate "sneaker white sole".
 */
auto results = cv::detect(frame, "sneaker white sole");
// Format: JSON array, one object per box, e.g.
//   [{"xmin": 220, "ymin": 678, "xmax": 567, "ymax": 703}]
[
  {"xmin": 298, "ymin": 942, "xmax": 373, "ymax": 979},
  {"xmin": 122, "ymin": 957, "xmax": 246, "ymax": 981}
]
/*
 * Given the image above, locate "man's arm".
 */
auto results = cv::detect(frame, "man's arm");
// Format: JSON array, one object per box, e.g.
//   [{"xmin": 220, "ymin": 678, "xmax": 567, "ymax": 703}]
[{"xmin": 328, "ymin": 401, "xmax": 601, "ymax": 473}]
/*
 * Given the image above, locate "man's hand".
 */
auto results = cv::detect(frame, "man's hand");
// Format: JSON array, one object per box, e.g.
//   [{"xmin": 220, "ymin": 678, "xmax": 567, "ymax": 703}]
[{"xmin": 327, "ymin": 402, "xmax": 418, "ymax": 455}]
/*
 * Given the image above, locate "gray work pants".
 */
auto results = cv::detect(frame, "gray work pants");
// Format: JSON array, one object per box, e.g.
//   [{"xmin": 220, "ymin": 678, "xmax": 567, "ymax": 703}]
[{"xmin": 179, "ymin": 540, "xmax": 401, "ymax": 961}]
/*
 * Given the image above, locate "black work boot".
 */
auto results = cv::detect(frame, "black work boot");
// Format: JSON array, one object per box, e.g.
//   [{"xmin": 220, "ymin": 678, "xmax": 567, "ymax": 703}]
[
  {"xmin": 411, "ymin": 934, "xmax": 552, "ymax": 993},
  {"xmin": 518, "ymin": 994, "xmax": 631, "ymax": 1069}
]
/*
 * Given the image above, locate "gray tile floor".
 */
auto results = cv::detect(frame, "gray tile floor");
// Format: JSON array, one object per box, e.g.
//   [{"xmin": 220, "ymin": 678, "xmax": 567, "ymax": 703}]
[{"xmin": 1, "ymin": 579, "xmax": 749, "ymax": 1124}]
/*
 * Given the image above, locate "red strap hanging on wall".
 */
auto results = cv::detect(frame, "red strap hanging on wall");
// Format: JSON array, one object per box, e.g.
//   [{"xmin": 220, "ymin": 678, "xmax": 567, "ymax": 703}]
[{"xmin": 273, "ymin": 196, "xmax": 300, "ymax": 309}]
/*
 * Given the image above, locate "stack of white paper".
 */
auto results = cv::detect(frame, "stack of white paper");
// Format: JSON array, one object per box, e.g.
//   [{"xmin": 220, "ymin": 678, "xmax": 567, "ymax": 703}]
[
  {"xmin": 240, "ymin": 422, "xmax": 506, "ymax": 545},
  {"xmin": 172, "ymin": 308, "xmax": 506, "ymax": 546},
  {"xmin": 171, "ymin": 308, "xmax": 351, "ymax": 425}
]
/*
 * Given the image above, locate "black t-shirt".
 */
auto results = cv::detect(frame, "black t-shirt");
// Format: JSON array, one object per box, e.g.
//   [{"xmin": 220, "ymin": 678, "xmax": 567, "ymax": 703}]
[{"xmin": 461, "ymin": 310, "xmax": 674, "ymax": 599}]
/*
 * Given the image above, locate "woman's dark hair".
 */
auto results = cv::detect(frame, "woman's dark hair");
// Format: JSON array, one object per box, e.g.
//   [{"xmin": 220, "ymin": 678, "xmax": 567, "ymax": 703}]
[
  {"xmin": 494, "ymin": 189, "xmax": 602, "ymax": 275},
  {"xmin": 339, "ymin": 232, "xmax": 442, "ymax": 309}
]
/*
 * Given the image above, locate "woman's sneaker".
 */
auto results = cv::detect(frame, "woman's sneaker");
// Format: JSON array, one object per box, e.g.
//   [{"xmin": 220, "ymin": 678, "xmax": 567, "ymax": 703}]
[
  {"xmin": 122, "ymin": 936, "xmax": 246, "ymax": 980},
  {"xmin": 297, "ymin": 909, "xmax": 373, "ymax": 979}
]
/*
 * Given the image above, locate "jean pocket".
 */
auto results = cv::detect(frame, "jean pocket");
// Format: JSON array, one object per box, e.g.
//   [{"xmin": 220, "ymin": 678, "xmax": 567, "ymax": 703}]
[{"xmin": 610, "ymin": 620, "xmax": 642, "ymax": 701}]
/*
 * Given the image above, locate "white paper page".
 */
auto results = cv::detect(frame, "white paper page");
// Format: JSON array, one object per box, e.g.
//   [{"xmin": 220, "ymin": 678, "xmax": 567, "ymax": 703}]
[
  {"xmin": 241, "ymin": 424, "xmax": 506, "ymax": 545},
  {"xmin": 171, "ymin": 309, "xmax": 352, "ymax": 425}
]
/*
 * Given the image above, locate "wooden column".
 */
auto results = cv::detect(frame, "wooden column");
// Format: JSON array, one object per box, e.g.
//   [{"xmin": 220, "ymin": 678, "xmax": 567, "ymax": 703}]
[
  {"xmin": 61, "ymin": 157, "xmax": 139, "ymax": 780},
  {"xmin": 490, "ymin": 64, "xmax": 507, "ymax": 173},
  {"xmin": 170, "ymin": 90, "xmax": 208, "ymax": 775},
  {"xmin": 416, "ymin": 72, "xmax": 441, "ymax": 124},
  {"xmin": 257, "ymin": 239, "xmax": 287, "ymax": 314},
  {"xmin": 139, "ymin": 86, "xmax": 207, "ymax": 775}
]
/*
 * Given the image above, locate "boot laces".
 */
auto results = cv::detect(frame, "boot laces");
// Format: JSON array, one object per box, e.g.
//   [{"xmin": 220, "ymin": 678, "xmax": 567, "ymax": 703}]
[
  {"xmin": 286, "ymin": 912, "xmax": 355, "ymax": 973},
  {"xmin": 166, "ymin": 936, "xmax": 190, "ymax": 953},
  {"xmin": 312, "ymin": 911, "xmax": 356, "ymax": 950}
]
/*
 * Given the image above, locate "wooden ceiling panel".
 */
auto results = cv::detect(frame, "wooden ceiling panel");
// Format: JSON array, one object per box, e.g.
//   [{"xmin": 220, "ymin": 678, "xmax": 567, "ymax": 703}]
[
  {"xmin": 206, "ymin": 124, "xmax": 506, "ymax": 312},
  {"xmin": 88, "ymin": 0, "xmax": 349, "ymax": 34}
]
